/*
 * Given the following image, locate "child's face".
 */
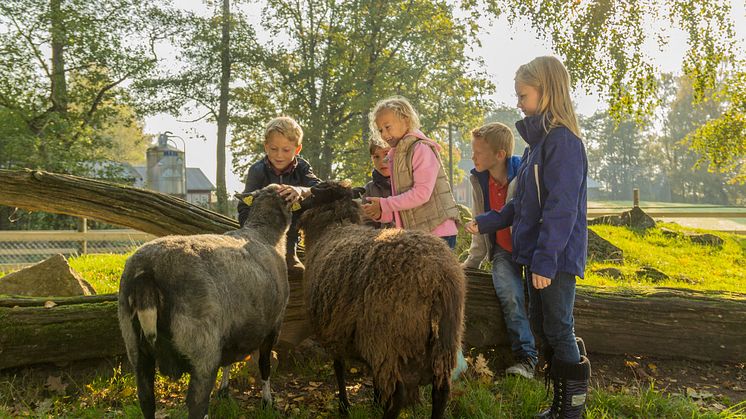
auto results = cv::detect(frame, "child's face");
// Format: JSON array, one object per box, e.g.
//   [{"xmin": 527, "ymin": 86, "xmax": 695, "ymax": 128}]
[
  {"xmin": 515, "ymin": 81, "xmax": 541, "ymax": 116},
  {"xmin": 375, "ymin": 110, "xmax": 409, "ymax": 147},
  {"xmin": 471, "ymin": 137, "xmax": 506, "ymax": 173},
  {"xmin": 264, "ymin": 132, "xmax": 302, "ymax": 172},
  {"xmin": 371, "ymin": 146, "xmax": 391, "ymax": 177}
]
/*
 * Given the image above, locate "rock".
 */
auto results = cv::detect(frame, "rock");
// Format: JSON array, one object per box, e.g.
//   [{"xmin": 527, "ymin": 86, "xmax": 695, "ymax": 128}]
[
  {"xmin": 620, "ymin": 207, "xmax": 656, "ymax": 230},
  {"xmin": 0, "ymin": 254, "xmax": 96, "ymax": 297},
  {"xmin": 589, "ymin": 207, "xmax": 656, "ymax": 230},
  {"xmin": 660, "ymin": 227, "xmax": 682, "ymax": 239},
  {"xmin": 587, "ymin": 229, "xmax": 624, "ymax": 263},
  {"xmin": 688, "ymin": 233, "xmax": 723, "ymax": 247},
  {"xmin": 594, "ymin": 267, "xmax": 624, "ymax": 279},
  {"xmin": 588, "ymin": 215, "xmax": 625, "ymax": 226},
  {"xmin": 636, "ymin": 266, "xmax": 669, "ymax": 282}
]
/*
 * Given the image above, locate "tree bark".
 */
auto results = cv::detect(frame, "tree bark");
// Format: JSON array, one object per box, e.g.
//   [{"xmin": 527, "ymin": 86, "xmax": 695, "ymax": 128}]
[
  {"xmin": 1, "ymin": 169, "xmax": 744, "ymax": 369},
  {"xmin": 215, "ymin": 0, "xmax": 231, "ymax": 215},
  {"xmin": 0, "ymin": 169, "xmax": 238, "ymax": 236},
  {"xmin": 2, "ymin": 270, "xmax": 745, "ymax": 370}
]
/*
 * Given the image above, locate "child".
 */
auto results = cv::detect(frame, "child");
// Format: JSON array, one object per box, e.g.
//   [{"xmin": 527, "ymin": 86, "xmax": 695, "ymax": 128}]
[
  {"xmin": 462, "ymin": 122, "xmax": 538, "ymax": 379},
  {"xmin": 465, "ymin": 56, "xmax": 590, "ymax": 418},
  {"xmin": 360, "ymin": 138, "xmax": 393, "ymax": 229},
  {"xmin": 361, "ymin": 96, "xmax": 459, "ymax": 245},
  {"xmin": 237, "ymin": 116, "xmax": 320, "ymax": 274},
  {"xmin": 361, "ymin": 96, "xmax": 466, "ymax": 378}
]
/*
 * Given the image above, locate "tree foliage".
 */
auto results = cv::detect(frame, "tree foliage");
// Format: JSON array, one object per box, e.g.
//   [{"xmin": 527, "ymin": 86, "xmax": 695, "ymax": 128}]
[
  {"xmin": 0, "ymin": 0, "xmax": 166, "ymax": 173},
  {"xmin": 229, "ymin": 0, "xmax": 494, "ymax": 185}
]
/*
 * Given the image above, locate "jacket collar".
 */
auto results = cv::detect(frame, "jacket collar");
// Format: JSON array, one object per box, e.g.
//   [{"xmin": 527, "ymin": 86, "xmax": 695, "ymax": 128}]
[
  {"xmin": 371, "ymin": 169, "xmax": 391, "ymax": 190},
  {"xmin": 264, "ymin": 155, "xmax": 298, "ymax": 176},
  {"xmin": 515, "ymin": 114, "xmax": 550, "ymax": 147}
]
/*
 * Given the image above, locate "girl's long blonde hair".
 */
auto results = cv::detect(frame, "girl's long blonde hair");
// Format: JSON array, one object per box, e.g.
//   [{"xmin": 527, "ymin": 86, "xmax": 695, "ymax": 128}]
[
  {"xmin": 515, "ymin": 56, "xmax": 581, "ymax": 138},
  {"xmin": 368, "ymin": 96, "xmax": 421, "ymax": 140}
]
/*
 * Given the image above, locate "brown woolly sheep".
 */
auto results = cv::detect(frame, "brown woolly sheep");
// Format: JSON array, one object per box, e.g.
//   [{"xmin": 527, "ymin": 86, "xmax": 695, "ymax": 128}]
[{"xmin": 298, "ymin": 181, "xmax": 466, "ymax": 419}]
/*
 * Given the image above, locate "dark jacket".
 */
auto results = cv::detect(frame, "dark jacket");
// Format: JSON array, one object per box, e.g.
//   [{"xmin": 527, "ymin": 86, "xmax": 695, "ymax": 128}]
[
  {"xmin": 462, "ymin": 156, "xmax": 522, "ymax": 268},
  {"xmin": 474, "ymin": 114, "xmax": 588, "ymax": 279},
  {"xmin": 362, "ymin": 169, "xmax": 393, "ymax": 229},
  {"xmin": 237, "ymin": 156, "xmax": 320, "ymax": 227}
]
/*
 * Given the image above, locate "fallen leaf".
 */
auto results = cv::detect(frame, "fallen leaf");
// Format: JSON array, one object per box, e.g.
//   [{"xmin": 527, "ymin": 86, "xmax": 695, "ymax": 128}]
[
  {"xmin": 45, "ymin": 375, "xmax": 67, "ymax": 394},
  {"xmin": 349, "ymin": 367, "xmax": 358, "ymax": 374},
  {"xmin": 43, "ymin": 301, "xmax": 57, "ymax": 309}
]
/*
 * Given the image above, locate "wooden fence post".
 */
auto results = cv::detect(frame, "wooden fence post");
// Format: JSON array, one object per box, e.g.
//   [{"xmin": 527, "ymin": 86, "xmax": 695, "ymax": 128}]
[
  {"xmin": 78, "ymin": 217, "xmax": 87, "ymax": 255},
  {"xmin": 633, "ymin": 188, "xmax": 640, "ymax": 208}
]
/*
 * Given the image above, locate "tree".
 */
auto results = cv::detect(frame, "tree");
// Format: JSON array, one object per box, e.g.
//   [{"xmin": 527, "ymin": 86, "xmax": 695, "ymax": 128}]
[
  {"xmin": 477, "ymin": 0, "xmax": 744, "ymax": 184},
  {"xmin": 582, "ymin": 111, "xmax": 652, "ymax": 200},
  {"xmin": 230, "ymin": 0, "xmax": 493, "ymax": 185},
  {"xmin": 134, "ymin": 1, "xmax": 257, "ymax": 215},
  {"xmin": 0, "ymin": 0, "xmax": 167, "ymax": 173}
]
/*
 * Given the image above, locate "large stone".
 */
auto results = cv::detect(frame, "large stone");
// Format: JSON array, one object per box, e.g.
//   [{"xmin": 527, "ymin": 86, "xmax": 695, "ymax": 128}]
[
  {"xmin": 594, "ymin": 267, "xmax": 624, "ymax": 279},
  {"xmin": 620, "ymin": 206, "xmax": 656, "ymax": 230},
  {"xmin": 0, "ymin": 254, "xmax": 95, "ymax": 297},
  {"xmin": 636, "ymin": 266, "xmax": 669, "ymax": 283},
  {"xmin": 589, "ymin": 206, "xmax": 656, "ymax": 230},
  {"xmin": 688, "ymin": 233, "xmax": 724, "ymax": 247},
  {"xmin": 587, "ymin": 229, "xmax": 624, "ymax": 263}
]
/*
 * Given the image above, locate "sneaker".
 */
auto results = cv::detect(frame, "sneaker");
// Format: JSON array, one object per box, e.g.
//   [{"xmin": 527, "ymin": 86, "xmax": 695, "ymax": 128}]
[
  {"xmin": 506, "ymin": 358, "xmax": 535, "ymax": 379},
  {"xmin": 451, "ymin": 351, "xmax": 468, "ymax": 381}
]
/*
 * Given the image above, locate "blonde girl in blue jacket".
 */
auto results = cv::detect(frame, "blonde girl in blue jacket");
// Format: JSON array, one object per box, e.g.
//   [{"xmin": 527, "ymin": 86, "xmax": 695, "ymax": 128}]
[{"xmin": 465, "ymin": 56, "xmax": 590, "ymax": 419}]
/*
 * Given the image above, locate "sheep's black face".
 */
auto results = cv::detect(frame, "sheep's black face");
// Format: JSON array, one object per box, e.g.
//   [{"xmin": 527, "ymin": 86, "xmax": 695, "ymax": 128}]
[
  {"xmin": 236, "ymin": 184, "xmax": 293, "ymax": 227},
  {"xmin": 302, "ymin": 180, "xmax": 354, "ymax": 209}
]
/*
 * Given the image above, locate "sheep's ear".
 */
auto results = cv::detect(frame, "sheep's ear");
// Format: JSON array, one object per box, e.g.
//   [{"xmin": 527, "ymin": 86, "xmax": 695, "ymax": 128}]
[{"xmin": 235, "ymin": 191, "xmax": 256, "ymax": 207}]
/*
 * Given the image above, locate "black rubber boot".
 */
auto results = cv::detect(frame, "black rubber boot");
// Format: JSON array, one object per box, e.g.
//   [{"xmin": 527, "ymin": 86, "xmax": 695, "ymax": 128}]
[{"xmin": 535, "ymin": 356, "xmax": 591, "ymax": 419}]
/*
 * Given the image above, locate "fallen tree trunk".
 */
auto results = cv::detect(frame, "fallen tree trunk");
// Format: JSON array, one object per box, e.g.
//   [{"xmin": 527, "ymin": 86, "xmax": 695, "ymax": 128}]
[
  {"xmin": 1, "ymin": 169, "xmax": 744, "ymax": 369},
  {"xmin": 2, "ymin": 271, "xmax": 745, "ymax": 370},
  {"xmin": 0, "ymin": 169, "xmax": 237, "ymax": 236}
]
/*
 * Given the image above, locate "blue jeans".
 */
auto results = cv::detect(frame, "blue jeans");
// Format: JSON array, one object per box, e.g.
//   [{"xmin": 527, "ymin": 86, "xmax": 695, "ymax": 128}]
[
  {"xmin": 526, "ymin": 269, "xmax": 581, "ymax": 364},
  {"xmin": 492, "ymin": 247, "xmax": 537, "ymax": 363},
  {"xmin": 441, "ymin": 235, "xmax": 457, "ymax": 250}
]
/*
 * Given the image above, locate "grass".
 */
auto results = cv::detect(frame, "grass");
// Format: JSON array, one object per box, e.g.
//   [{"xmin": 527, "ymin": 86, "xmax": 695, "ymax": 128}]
[
  {"xmin": 1, "ymin": 357, "xmax": 744, "ymax": 418},
  {"xmin": 67, "ymin": 253, "xmax": 130, "ymax": 294},
  {"xmin": 584, "ymin": 223, "xmax": 746, "ymax": 294}
]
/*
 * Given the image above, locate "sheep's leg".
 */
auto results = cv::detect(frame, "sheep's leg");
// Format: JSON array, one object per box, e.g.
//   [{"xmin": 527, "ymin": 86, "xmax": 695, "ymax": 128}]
[
  {"xmin": 216, "ymin": 365, "xmax": 230, "ymax": 398},
  {"xmin": 430, "ymin": 378, "xmax": 450, "ymax": 419},
  {"xmin": 135, "ymin": 350, "xmax": 156, "ymax": 419},
  {"xmin": 372, "ymin": 386, "xmax": 382, "ymax": 406},
  {"xmin": 382, "ymin": 382, "xmax": 405, "ymax": 419},
  {"xmin": 333, "ymin": 358, "xmax": 351, "ymax": 415},
  {"xmin": 258, "ymin": 331, "xmax": 277, "ymax": 407},
  {"xmin": 186, "ymin": 367, "xmax": 218, "ymax": 419}
]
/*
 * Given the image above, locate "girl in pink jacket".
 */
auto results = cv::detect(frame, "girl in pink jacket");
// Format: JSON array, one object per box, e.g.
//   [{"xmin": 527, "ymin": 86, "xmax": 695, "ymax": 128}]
[{"xmin": 362, "ymin": 96, "xmax": 460, "ymax": 247}]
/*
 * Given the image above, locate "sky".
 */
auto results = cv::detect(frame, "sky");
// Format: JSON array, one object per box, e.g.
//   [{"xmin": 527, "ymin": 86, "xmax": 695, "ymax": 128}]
[{"xmin": 143, "ymin": 1, "xmax": 746, "ymax": 195}]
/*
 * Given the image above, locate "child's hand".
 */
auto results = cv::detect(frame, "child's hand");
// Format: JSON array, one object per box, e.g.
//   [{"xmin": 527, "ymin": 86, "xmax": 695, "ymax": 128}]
[
  {"xmin": 464, "ymin": 221, "xmax": 480, "ymax": 234},
  {"xmin": 278, "ymin": 185, "xmax": 301, "ymax": 203},
  {"xmin": 362, "ymin": 197, "xmax": 382, "ymax": 220},
  {"xmin": 532, "ymin": 273, "xmax": 552, "ymax": 289}
]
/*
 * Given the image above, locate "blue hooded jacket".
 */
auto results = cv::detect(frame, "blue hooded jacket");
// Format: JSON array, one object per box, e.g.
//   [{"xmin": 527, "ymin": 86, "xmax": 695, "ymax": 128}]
[
  {"xmin": 474, "ymin": 114, "xmax": 588, "ymax": 279},
  {"xmin": 470, "ymin": 155, "xmax": 522, "ymax": 257}
]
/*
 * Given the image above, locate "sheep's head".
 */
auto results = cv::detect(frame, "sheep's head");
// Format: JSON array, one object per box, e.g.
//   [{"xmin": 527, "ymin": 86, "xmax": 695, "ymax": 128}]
[
  {"xmin": 235, "ymin": 184, "xmax": 294, "ymax": 228},
  {"xmin": 299, "ymin": 180, "xmax": 362, "ymax": 232}
]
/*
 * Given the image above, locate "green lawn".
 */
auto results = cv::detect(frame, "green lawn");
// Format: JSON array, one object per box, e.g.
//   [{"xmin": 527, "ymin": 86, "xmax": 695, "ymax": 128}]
[{"xmin": 585, "ymin": 223, "xmax": 746, "ymax": 294}]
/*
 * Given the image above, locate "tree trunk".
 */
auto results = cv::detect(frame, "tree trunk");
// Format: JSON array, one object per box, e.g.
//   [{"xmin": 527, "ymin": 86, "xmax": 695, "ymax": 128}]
[
  {"xmin": 50, "ymin": 0, "xmax": 67, "ymax": 116},
  {"xmin": 1, "ymin": 169, "xmax": 744, "ymax": 369},
  {"xmin": 0, "ymin": 169, "xmax": 238, "ymax": 236},
  {"xmin": 2, "ymin": 271, "xmax": 744, "ymax": 370},
  {"xmin": 215, "ymin": 0, "xmax": 231, "ymax": 215}
]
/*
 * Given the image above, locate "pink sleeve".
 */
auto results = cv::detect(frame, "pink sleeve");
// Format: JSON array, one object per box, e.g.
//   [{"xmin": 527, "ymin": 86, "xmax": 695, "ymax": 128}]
[{"xmin": 379, "ymin": 142, "xmax": 439, "ymax": 215}]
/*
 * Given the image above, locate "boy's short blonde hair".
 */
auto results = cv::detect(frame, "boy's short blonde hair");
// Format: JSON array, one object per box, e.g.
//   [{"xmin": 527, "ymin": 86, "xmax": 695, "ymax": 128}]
[
  {"xmin": 471, "ymin": 122, "xmax": 515, "ymax": 155},
  {"xmin": 264, "ymin": 116, "xmax": 303, "ymax": 145},
  {"xmin": 368, "ymin": 137, "xmax": 389, "ymax": 155},
  {"xmin": 368, "ymin": 96, "xmax": 421, "ymax": 139}
]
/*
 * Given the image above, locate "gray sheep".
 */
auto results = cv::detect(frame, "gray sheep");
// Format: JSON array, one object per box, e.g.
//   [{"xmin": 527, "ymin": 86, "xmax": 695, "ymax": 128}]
[
  {"xmin": 299, "ymin": 181, "xmax": 466, "ymax": 419},
  {"xmin": 118, "ymin": 184, "xmax": 291, "ymax": 419}
]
